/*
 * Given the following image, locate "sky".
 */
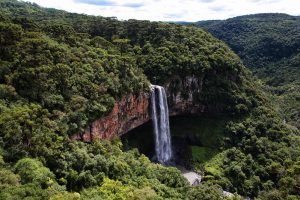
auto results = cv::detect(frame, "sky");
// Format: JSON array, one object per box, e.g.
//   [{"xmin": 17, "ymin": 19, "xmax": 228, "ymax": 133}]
[{"xmin": 26, "ymin": 0, "xmax": 300, "ymax": 22}]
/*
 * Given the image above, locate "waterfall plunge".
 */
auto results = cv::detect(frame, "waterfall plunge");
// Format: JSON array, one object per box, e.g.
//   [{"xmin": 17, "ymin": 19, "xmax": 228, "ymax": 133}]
[{"xmin": 150, "ymin": 85, "xmax": 173, "ymax": 164}]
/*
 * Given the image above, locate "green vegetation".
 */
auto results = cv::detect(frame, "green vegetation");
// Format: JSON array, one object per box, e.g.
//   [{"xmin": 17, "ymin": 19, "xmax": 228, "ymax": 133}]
[
  {"xmin": 122, "ymin": 116, "xmax": 225, "ymax": 170},
  {"xmin": 170, "ymin": 116, "xmax": 227, "ymax": 171},
  {"xmin": 0, "ymin": 1, "xmax": 299, "ymax": 199},
  {"xmin": 191, "ymin": 146, "xmax": 217, "ymax": 165},
  {"xmin": 0, "ymin": 140, "xmax": 189, "ymax": 199},
  {"xmin": 195, "ymin": 13, "xmax": 300, "ymax": 129},
  {"xmin": 204, "ymin": 150, "xmax": 228, "ymax": 178},
  {"xmin": 170, "ymin": 116, "xmax": 227, "ymax": 147}
]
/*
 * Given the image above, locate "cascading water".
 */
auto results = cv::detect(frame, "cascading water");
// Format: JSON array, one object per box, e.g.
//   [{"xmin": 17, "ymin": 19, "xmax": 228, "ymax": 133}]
[{"xmin": 150, "ymin": 85, "xmax": 172, "ymax": 164}]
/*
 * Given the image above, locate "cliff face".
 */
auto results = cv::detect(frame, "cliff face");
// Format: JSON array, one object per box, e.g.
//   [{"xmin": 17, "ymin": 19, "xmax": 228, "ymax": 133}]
[
  {"xmin": 73, "ymin": 76, "xmax": 208, "ymax": 141},
  {"xmin": 167, "ymin": 75, "xmax": 206, "ymax": 116},
  {"xmin": 71, "ymin": 93, "xmax": 150, "ymax": 141}
]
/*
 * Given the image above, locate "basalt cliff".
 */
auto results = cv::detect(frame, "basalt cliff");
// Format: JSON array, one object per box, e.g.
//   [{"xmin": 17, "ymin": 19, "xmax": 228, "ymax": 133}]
[{"xmin": 72, "ymin": 75, "xmax": 211, "ymax": 141}]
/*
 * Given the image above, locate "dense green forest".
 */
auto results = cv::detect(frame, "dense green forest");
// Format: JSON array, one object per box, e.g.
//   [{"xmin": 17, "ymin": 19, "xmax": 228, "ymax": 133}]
[
  {"xmin": 0, "ymin": 1, "xmax": 299, "ymax": 199},
  {"xmin": 195, "ymin": 13, "xmax": 300, "ymax": 129}
]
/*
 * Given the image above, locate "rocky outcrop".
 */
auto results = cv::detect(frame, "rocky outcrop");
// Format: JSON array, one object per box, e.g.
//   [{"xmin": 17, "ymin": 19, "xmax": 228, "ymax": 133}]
[
  {"xmin": 72, "ymin": 75, "xmax": 208, "ymax": 141},
  {"xmin": 166, "ymin": 75, "xmax": 206, "ymax": 116},
  {"xmin": 182, "ymin": 171, "xmax": 202, "ymax": 186},
  {"xmin": 71, "ymin": 92, "xmax": 150, "ymax": 141}
]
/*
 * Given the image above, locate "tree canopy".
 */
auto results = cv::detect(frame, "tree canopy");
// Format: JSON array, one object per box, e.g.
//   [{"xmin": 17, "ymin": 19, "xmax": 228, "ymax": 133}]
[
  {"xmin": 195, "ymin": 13, "xmax": 300, "ymax": 129},
  {"xmin": 0, "ymin": 1, "xmax": 299, "ymax": 199}
]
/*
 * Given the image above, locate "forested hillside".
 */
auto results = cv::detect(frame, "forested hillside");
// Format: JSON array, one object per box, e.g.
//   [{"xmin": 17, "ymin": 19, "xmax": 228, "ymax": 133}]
[
  {"xmin": 0, "ymin": 1, "xmax": 299, "ymax": 199},
  {"xmin": 196, "ymin": 13, "xmax": 300, "ymax": 129}
]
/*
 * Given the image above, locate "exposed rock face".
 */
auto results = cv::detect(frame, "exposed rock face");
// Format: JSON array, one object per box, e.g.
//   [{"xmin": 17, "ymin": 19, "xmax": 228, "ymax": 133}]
[
  {"xmin": 72, "ymin": 75, "xmax": 208, "ymax": 141},
  {"xmin": 71, "ymin": 93, "xmax": 150, "ymax": 141},
  {"xmin": 166, "ymin": 75, "xmax": 206, "ymax": 116},
  {"xmin": 182, "ymin": 171, "xmax": 202, "ymax": 186}
]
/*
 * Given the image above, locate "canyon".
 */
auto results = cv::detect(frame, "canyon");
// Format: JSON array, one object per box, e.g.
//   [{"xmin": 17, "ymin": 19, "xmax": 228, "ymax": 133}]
[{"xmin": 72, "ymin": 75, "xmax": 209, "ymax": 141}]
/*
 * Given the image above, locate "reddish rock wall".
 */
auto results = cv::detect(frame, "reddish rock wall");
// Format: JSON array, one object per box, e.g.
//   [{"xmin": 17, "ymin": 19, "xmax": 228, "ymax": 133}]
[
  {"xmin": 72, "ymin": 76, "xmax": 208, "ymax": 141},
  {"xmin": 72, "ymin": 92, "xmax": 150, "ymax": 141}
]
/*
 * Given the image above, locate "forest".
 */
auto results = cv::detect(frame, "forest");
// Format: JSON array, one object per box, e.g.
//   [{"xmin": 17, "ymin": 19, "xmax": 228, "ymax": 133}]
[
  {"xmin": 195, "ymin": 13, "xmax": 300, "ymax": 129},
  {"xmin": 0, "ymin": 1, "xmax": 299, "ymax": 199}
]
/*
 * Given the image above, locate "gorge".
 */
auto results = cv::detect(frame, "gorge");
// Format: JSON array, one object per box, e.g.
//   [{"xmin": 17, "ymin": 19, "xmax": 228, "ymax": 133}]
[
  {"xmin": 72, "ymin": 75, "xmax": 210, "ymax": 141},
  {"xmin": 71, "ymin": 75, "xmax": 229, "ymax": 168},
  {"xmin": 1, "ymin": 1, "xmax": 299, "ymax": 198}
]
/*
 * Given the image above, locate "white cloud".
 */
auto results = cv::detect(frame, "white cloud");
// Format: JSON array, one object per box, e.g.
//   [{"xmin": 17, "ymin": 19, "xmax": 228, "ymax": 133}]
[{"xmin": 26, "ymin": 0, "xmax": 300, "ymax": 21}]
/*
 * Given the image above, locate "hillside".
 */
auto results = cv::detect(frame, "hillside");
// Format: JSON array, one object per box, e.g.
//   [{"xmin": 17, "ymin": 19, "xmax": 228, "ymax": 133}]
[
  {"xmin": 195, "ymin": 13, "xmax": 300, "ymax": 129},
  {"xmin": 0, "ymin": 1, "xmax": 299, "ymax": 199}
]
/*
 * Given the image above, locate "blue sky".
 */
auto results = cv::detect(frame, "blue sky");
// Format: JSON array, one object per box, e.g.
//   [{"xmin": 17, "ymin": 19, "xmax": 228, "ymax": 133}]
[{"xmin": 27, "ymin": 0, "xmax": 300, "ymax": 21}]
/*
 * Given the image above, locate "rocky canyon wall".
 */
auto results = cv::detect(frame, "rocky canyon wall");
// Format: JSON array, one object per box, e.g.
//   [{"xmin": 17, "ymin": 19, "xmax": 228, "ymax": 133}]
[
  {"xmin": 71, "ymin": 93, "xmax": 150, "ymax": 141},
  {"xmin": 167, "ymin": 75, "xmax": 206, "ymax": 116},
  {"xmin": 72, "ymin": 76, "xmax": 208, "ymax": 141}
]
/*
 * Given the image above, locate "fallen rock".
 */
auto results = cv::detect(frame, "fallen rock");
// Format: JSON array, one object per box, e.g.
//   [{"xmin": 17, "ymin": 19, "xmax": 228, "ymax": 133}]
[{"xmin": 182, "ymin": 171, "xmax": 202, "ymax": 186}]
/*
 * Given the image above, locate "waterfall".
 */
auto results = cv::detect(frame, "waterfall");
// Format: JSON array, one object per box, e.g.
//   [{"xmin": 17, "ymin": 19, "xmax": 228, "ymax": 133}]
[{"xmin": 150, "ymin": 85, "xmax": 172, "ymax": 164}]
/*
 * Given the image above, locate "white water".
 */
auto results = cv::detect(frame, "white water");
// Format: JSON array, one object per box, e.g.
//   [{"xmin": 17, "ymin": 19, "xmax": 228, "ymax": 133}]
[{"xmin": 150, "ymin": 85, "xmax": 172, "ymax": 164}]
